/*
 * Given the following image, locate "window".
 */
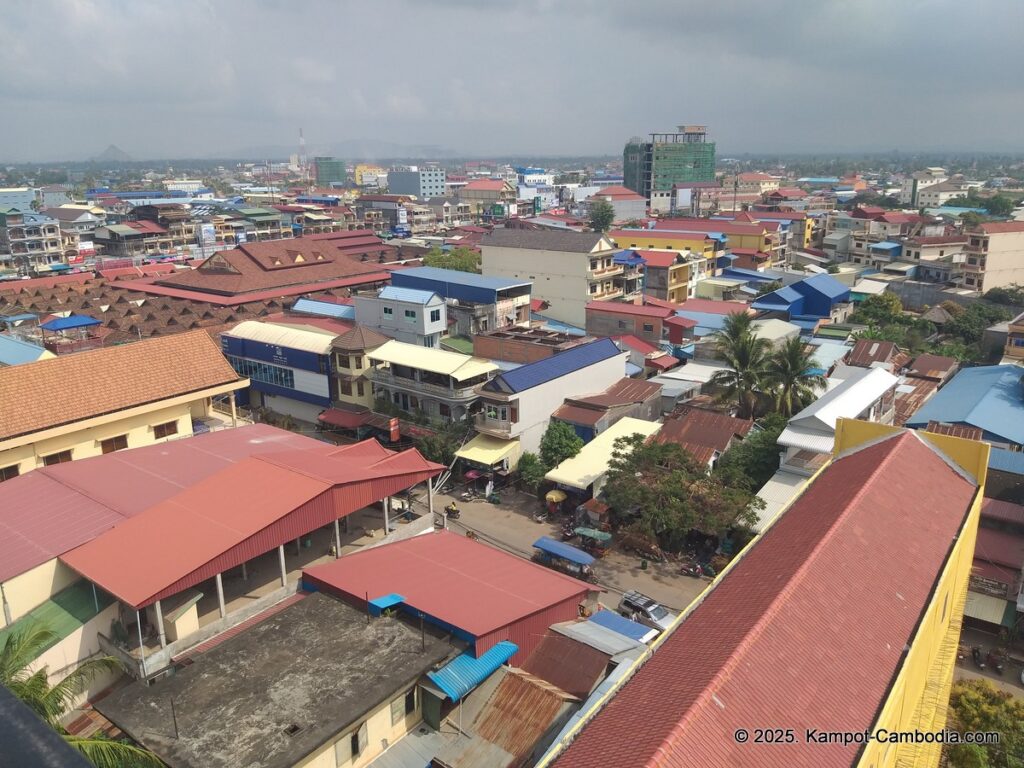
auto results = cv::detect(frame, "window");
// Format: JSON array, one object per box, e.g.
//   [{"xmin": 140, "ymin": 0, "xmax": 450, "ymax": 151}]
[
  {"xmin": 339, "ymin": 379, "xmax": 353, "ymax": 397},
  {"xmin": 354, "ymin": 355, "xmax": 362, "ymax": 370},
  {"xmin": 100, "ymin": 435, "xmax": 128, "ymax": 454},
  {"xmin": 439, "ymin": 403, "xmax": 451, "ymax": 418},
  {"xmin": 405, "ymin": 687, "xmax": 417, "ymax": 715},
  {"xmin": 383, "ymin": 306, "xmax": 394, "ymax": 316},
  {"xmin": 643, "ymin": 323, "xmax": 654, "ymax": 333},
  {"xmin": 337, "ymin": 354, "xmax": 350, "ymax": 369},
  {"xmin": 617, "ymin": 320, "xmax": 626, "ymax": 329},
  {"xmin": 0, "ymin": 465, "xmax": 20, "ymax": 482},
  {"xmin": 42, "ymin": 450, "xmax": 73, "ymax": 466},
  {"xmin": 430, "ymin": 308, "xmax": 441, "ymax": 323},
  {"xmin": 153, "ymin": 421, "xmax": 178, "ymax": 439},
  {"xmin": 349, "ymin": 722, "xmax": 368, "ymax": 759},
  {"xmin": 227, "ymin": 356, "xmax": 295, "ymax": 389},
  {"xmin": 404, "ymin": 309, "xmax": 417, "ymax": 322},
  {"xmin": 357, "ymin": 380, "xmax": 365, "ymax": 396}
]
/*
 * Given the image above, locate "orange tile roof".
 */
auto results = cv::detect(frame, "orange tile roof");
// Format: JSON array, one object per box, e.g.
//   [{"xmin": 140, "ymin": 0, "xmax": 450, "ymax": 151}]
[{"xmin": 0, "ymin": 329, "xmax": 243, "ymax": 442}]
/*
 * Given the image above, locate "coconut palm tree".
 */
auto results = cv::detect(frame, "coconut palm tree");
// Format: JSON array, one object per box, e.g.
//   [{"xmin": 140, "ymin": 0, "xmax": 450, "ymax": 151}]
[
  {"xmin": 1, "ymin": 623, "xmax": 163, "ymax": 767},
  {"xmin": 709, "ymin": 313, "xmax": 771, "ymax": 418},
  {"xmin": 765, "ymin": 336, "xmax": 827, "ymax": 417}
]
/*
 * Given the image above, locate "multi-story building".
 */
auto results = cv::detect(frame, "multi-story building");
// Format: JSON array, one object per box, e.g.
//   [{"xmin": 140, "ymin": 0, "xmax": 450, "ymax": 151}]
[
  {"xmin": 1004, "ymin": 310, "xmax": 1024, "ymax": 363},
  {"xmin": 458, "ymin": 179, "xmax": 518, "ymax": 219},
  {"xmin": 0, "ymin": 210, "xmax": 65, "ymax": 272},
  {"xmin": 390, "ymin": 266, "xmax": 532, "ymax": 336},
  {"xmin": 584, "ymin": 299, "xmax": 677, "ymax": 344},
  {"xmin": 365, "ymin": 339, "xmax": 498, "ymax": 422},
  {"xmin": 623, "ymin": 125, "xmax": 716, "ymax": 210},
  {"xmin": 473, "ymin": 337, "xmax": 627, "ymax": 462},
  {"xmin": 423, "ymin": 197, "xmax": 474, "ymax": 227},
  {"xmin": 353, "ymin": 164, "xmax": 386, "ymax": 187},
  {"xmin": 162, "ymin": 179, "xmax": 206, "ymax": 195},
  {"xmin": 634, "ymin": 249, "xmax": 695, "ymax": 303},
  {"xmin": 353, "ymin": 285, "xmax": 447, "ymax": 348},
  {"xmin": 480, "ymin": 229, "xmax": 621, "ymax": 327},
  {"xmin": 609, "ymin": 228, "xmax": 722, "ymax": 281},
  {"xmin": 386, "ymin": 167, "xmax": 447, "ymax": 199},
  {"xmin": 585, "ymin": 186, "xmax": 647, "ymax": 223},
  {"xmin": 38, "ymin": 185, "xmax": 72, "ymax": 208},
  {"xmin": 0, "ymin": 330, "xmax": 247, "ymax": 479},
  {"xmin": 962, "ymin": 220, "xmax": 1024, "ymax": 292},
  {"xmin": 329, "ymin": 326, "xmax": 391, "ymax": 410},
  {"xmin": 899, "ymin": 167, "xmax": 948, "ymax": 206},
  {"xmin": 314, "ymin": 157, "xmax": 347, "ymax": 186},
  {"xmin": 132, "ymin": 204, "xmax": 196, "ymax": 251},
  {"xmin": 93, "ymin": 220, "xmax": 173, "ymax": 258},
  {"xmin": 0, "ymin": 187, "xmax": 35, "ymax": 212}
]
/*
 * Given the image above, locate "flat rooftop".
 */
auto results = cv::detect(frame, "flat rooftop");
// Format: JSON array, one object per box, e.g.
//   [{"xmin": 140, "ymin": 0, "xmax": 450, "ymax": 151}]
[{"xmin": 96, "ymin": 592, "xmax": 460, "ymax": 768}]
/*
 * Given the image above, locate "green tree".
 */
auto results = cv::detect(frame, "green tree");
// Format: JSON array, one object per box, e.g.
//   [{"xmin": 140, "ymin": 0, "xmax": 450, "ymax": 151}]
[
  {"xmin": 516, "ymin": 451, "xmax": 546, "ymax": 494},
  {"xmin": 587, "ymin": 199, "xmax": 615, "ymax": 232},
  {"xmin": 982, "ymin": 195, "xmax": 1015, "ymax": 218},
  {"xmin": 414, "ymin": 420, "xmax": 471, "ymax": 466},
  {"xmin": 539, "ymin": 420, "xmax": 583, "ymax": 470},
  {"xmin": 423, "ymin": 246, "xmax": 481, "ymax": 273},
  {"xmin": 0, "ymin": 624, "xmax": 163, "ymax": 767},
  {"xmin": 708, "ymin": 312, "xmax": 771, "ymax": 417},
  {"xmin": 944, "ymin": 302, "xmax": 1011, "ymax": 345},
  {"xmin": 984, "ymin": 284, "xmax": 1024, "ymax": 306},
  {"xmin": 755, "ymin": 280, "xmax": 782, "ymax": 297},
  {"xmin": 714, "ymin": 412, "xmax": 787, "ymax": 494},
  {"xmin": 826, "ymin": 264, "xmax": 840, "ymax": 274},
  {"xmin": 851, "ymin": 292, "xmax": 904, "ymax": 326},
  {"xmin": 946, "ymin": 678, "xmax": 1024, "ymax": 768},
  {"xmin": 604, "ymin": 434, "xmax": 761, "ymax": 550},
  {"xmin": 765, "ymin": 337, "xmax": 827, "ymax": 417}
]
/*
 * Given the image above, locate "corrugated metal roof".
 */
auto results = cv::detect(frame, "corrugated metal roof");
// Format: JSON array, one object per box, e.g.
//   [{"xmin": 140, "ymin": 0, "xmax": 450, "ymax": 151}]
[
  {"xmin": 0, "ymin": 334, "xmax": 53, "ymax": 366},
  {"xmin": 550, "ymin": 620, "xmax": 645, "ymax": 661},
  {"xmin": 544, "ymin": 417, "xmax": 661, "ymax": 490},
  {"xmin": 989, "ymin": 447, "xmax": 1024, "ymax": 476},
  {"xmin": 368, "ymin": 339, "xmax": 498, "ymax": 381},
  {"xmin": 483, "ymin": 338, "xmax": 623, "ymax": 394},
  {"xmin": 905, "ymin": 365, "xmax": 1024, "ymax": 445},
  {"xmin": 303, "ymin": 531, "xmax": 595, "ymax": 638},
  {"xmin": 223, "ymin": 320, "xmax": 335, "ymax": 354},
  {"xmin": 520, "ymin": 632, "xmax": 611, "ymax": 699},
  {"xmin": 788, "ymin": 367, "xmax": 899, "ymax": 432},
  {"xmin": 454, "ymin": 433, "xmax": 520, "ymax": 466},
  {"xmin": 981, "ymin": 498, "xmax": 1024, "ymax": 526},
  {"xmin": 391, "ymin": 266, "xmax": 530, "ymax": 291},
  {"xmin": 587, "ymin": 610, "xmax": 658, "ymax": 643},
  {"xmin": 964, "ymin": 591, "xmax": 1011, "ymax": 625},
  {"xmin": 291, "ymin": 297, "xmax": 357, "ymax": 319},
  {"xmin": 533, "ymin": 537, "xmax": 595, "ymax": 566},
  {"xmin": 426, "ymin": 641, "xmax": 518, "ymax": 702},
  {"xmin": 377, "ymin": 285, "xmax": 440, "ymax": 304},
  {"xmin": 753, "ymin": 469, "xmax": 810, "ymax": 532}
]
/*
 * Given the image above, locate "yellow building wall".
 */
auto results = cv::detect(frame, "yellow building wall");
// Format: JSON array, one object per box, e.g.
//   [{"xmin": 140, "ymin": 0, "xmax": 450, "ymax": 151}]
[
  {"xmin": 333, "ymin": 351, "xmax": 376, "ymax": 408},
  {"xmin": 295, "ymin": 684, "xmax": 423, "ymax": 768},
  {"xmin": 667, "ymin": 264, "xmax": 690, "ymax": 302},
  {"xmin": 613, "ymin": 232, "xmax": 716, "ymax": 257},
  {"xmin": 1, "ymin": 559, "xmax": 81, "ymax": 624}
]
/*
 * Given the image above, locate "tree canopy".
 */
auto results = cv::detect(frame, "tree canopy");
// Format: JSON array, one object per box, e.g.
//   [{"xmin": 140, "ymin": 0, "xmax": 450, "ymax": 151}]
[
  {"xmin": 516, "ymin": 451, "xmax": 546, "ymax": 494},
  {"xmin": 984, "ymin": 283, "xmax": 1024, "ymax": 307},
  {"xmin": 713, "ymin": 412, "xmax": 788, "ymax": 493},
  {"xmin": 765, "ymin": 336, "xmax": 827, "ymax": 417},
  {"xmin": 587, "ymin": 199, "xmax": 615, "ymax": 232},
  {"xmin": 539, "ymin": 420, "xmax": 583, "ymax": 470},
  {"xmin": 423, "ymin": 245, "xmax": 481, "ymax": 273},
  {"xmin": 947, "ymin": 190, "xmax": 1020, "ymax": 218},
  {"xmin": 946, "ymin": 678, "xmax": 1024, "ymax": 768},
  {"xmin": 709, "ymin": 312, "xmax": 771, "ymax": 417},
  {"xmin": 604, "ymin": 434, "xmax": 762, "ymax": 550},
  {"xmin": 414, "ymin": 420, "xmax": 472, "ymax": 466}
]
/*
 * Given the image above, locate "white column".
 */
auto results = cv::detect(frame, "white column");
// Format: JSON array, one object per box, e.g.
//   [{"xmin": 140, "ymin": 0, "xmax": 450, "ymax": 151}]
[
  {"xmin": 295, "ymin": 537, "xmax": 301, "ymax": 555},
  {"xmin": 278, "ymin": 545, "xmax": 287, "ymax": 587},
  {"xmin": 427, "ymin": 478, "xmax": 434, "ymax": 518},
  {"xmin": 215, "ymin": 573, "xmax": 226, "ymax": 619},
  {"xmin": 136, "ymin": 609, "xmax": 148, "ymax": 678},
  {"xmin": 229, "ymin": 391, "xmax": 238, "ymax": 427},
  {"xmin": 333, "ymin": 519, "xmax": 342, "ymax": 558},
  {"xmin": 154, "ymin": 600, "xmax": 167, "ymax": 649},
  {"xmin": 241, "ymin": 562, "xmax": 247, "ymax": 581},
  {"xmin": 383, "ymin": 496, "xmax": 390, "ymax": 534}
]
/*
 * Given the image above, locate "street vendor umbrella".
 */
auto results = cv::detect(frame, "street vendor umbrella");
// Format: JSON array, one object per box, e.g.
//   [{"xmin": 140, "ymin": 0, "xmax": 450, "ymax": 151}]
[
  {"xmin": 545, "ymin": 489, "xmax": 567, "ymax": 503},
  {"xmin": 464, "ymin": 470, "xmax": 482, "ymax": 480}
]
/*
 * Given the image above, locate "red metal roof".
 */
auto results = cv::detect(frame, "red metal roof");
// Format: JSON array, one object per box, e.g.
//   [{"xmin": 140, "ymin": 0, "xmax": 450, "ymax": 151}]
[
  {"xmin": 645, "ymin": 354, "xmax": 679, "ymax": 371},
  {"xmin": 975, "ymin": 526, "xmax": 1024, "ymax": 570},
  {"xmin": 60, "ymin": 440, "xmax": 443, "ymax": 608},
  {"xmin": 585, "ymin": 301, "xmax": 673, "ymax": 319},
  {"xmin": 664, "ymin": 315, "xmax": 697, "ymax": 329},
  {"xmin": 110, "ymin": 272, "xmax": 389, "ymax": 306},
  {"xmin": 614, "ymin": 334, "xmax": 659, "ymax": 355},
  {"xmin": 589, "ymin": 185, "xmax": 646, "ymax": 201},
  {"xmin": 0, "ymin": 425, "xmax": 317, "ymax": 583},
  {"xmin": 657, "ymin": 406, "xmax": 753, "ymax": 453},
  {"xmin": 677, "ymin": 298, "xmax": 753, "ymax": 316},
  {"xmin": 554, "ymin": 431, "xmax": 977, "ymax": 768},
  {"xmin": 521, "ymin": 632, "xmax": 609, "ymax": 700},
  {"xmin": 651, "ymin": 218, "xmax": 780, "ymax": 235},
  {"xmin": 303, "ymin": 530, "xmax": 596, "ymax": 639},
  {"xmin": 981, "ymin": 498, "xmax": 1024, "ymax": 526},
  {"xmin": 633, "ymin": 250, "xmax": 683, "ymax": 268}
]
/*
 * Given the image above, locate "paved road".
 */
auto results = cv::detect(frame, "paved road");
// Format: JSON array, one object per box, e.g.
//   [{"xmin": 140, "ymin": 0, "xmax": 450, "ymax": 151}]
[{"xmin": 437, "ymin": 489, "xmax": 708, "ymax": 613}]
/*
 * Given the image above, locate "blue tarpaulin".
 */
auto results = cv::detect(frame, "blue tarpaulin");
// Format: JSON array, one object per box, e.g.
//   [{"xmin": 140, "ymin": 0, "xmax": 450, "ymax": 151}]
[
  {"xmin": 533, "ymin": 537, "xmax": 595, "ymax": 566},
  {"xmin": 40, "ymin": 314, "xmax": 100, "ymax": 331},
  {"xmin": 588, "ymin": 610, "xmax": 657, "ymax": 643},
  {"xmin": 426, "ymin": 641, "xmax": 518, "ymax": 701}
]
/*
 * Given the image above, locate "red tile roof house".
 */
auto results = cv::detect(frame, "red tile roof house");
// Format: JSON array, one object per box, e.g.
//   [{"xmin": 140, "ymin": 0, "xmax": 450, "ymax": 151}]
[
  {"xmin": 548, "ymin": 426, "xmax": 983, "ymax": 768},
  {"xmin": 585, "ymin": 300, "xmax": 676, "ymax": 345},
  {"xmin": 654, "ymin": 406, "xmax": 753, "ymax": 468}
]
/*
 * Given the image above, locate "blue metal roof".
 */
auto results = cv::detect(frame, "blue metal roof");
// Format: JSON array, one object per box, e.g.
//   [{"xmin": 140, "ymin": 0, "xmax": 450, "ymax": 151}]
[
  {"xmin": 483, "ymin": 338, "xmax": 621, "ymax": 394},
  {"xmin": 40, "ymin": 314, "xmax": 100, "ymax": 331},
  {"xmin": 0, "ymin": 335, "xmax": 49, "ymax": 366},
  {"xmin": 625, "ymin": 361, "xmax": 644, "ymax": 377},
  {"xmin": 588, "ymin": 610, "xmax": 654, "ymax": 642},
  {"xmin": 1, "ymin": 313, "xmax": 38, "ymax": 324},
  {"xmin": 797, "ymin": 273, "xmax": 850, "ymax": 301},
  {"xmin": 905, "ymin": 365, "xmax": 1024, "ymax": 445},
  {"xmin": 871, "ymin": 241, "xmax": 901, "ymax": 251},
  {"xmin": 613, "ymin": 250, "xmax": 645, "ymax": 266},
  {"xmin": 368, "ymin": 593, "xmax": 405, "ymax": 616},
  {"xmin": 989, "ymin": 447, "xmax": 1024, "ymax": 476},
  {"xmin": 676, "ymin": 311, "xmax": 729, "ymax": 332},
  {"xmin": 533, "ymin": 537, "xmax": 595, "ymax": 566},
  {"xmin": 531, "ymin": 313, "xmax": 587, "ymax": 336},
  {"xmin": 378, "ymin": 285, "xmax": 439, "ymax": 305},
  {"xmin": 722, "ymin": 267, "xmax": 778, "ymax": 283},
  {"xmin": 392, "ymin": 266, "xmax": 530, "ymax": 292},
  {"xmin": 290, "ymin": 298, "xmax": 356, "ymax": 320},
  {"xmin": 426, "ymin": 641, "xmax": 518, "ymax": 702}
]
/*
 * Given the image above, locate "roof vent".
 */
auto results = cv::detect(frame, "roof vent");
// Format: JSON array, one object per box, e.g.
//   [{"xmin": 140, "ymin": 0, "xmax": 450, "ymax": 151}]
[{"xmin": 283, "ymin": 724, "xmax": 304, "ymax": 737}]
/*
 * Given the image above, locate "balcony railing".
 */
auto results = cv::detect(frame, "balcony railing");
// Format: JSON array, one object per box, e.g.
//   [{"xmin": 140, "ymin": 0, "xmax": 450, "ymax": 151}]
[
  {"xmin": 475, "ymin": 414, "xmax": 513, "ymax": 437},
  {"xmin": 369, "ymin": 368, "xmax": 481, "ymax": 400},
  {"xmin": 589, "ymin": 264, "xmax": 624, "ymax": 278}
]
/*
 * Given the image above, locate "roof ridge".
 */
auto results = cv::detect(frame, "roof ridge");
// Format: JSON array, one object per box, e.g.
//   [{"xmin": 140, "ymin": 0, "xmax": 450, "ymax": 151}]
[{"xmin": 660, "ymin": 431, "xmax": 912, "ymax": 750}]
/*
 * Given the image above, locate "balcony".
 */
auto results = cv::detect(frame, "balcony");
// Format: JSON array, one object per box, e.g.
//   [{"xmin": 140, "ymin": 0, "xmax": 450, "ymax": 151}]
[
  {"xmin": 588, "ymin": 263, "xmax": 624, "ymax": 279},
  {"xmin": 368, "ymin": 367, "xmax": 481, "ymax": 401},
  {"xmin": 591, "ymin": 286, "xmax": 625, "ymax": 300},
  {"xmin": 475, "ymin": 413, "xmax": 513, "ymax": 437}
]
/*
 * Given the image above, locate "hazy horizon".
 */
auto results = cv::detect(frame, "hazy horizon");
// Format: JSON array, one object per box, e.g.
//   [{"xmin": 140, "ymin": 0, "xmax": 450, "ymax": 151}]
[{"xmin": 2, "ymin": 0, "xmax": 1023, "ymax": 163}]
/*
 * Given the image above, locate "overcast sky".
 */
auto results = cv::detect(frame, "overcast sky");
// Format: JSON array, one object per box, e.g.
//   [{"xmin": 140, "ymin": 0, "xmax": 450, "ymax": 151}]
[{"xmin": 2, "ymin": 0, "xmax": 1023, "ymax": 161}]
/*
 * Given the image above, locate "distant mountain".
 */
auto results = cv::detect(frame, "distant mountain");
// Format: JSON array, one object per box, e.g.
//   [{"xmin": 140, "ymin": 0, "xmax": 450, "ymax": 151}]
[
  {"xmin": 92, "ymin": 144, "xmax": 134, "ymax": 162},
  {"xmin": 217, "ymin": 138, "xmax": 459, "ymax": 161}
]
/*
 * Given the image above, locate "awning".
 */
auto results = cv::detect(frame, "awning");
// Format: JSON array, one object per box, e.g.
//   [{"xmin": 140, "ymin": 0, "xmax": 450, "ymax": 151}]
[
  {"xmin": 588, "ymin": 610, "xmax": 658, "ymax": 644},
  {"xmin": 40, "ymin": 314, "xmax": 101, "ymax": 331},
  {"xmin": 964, "ymin": 591, "xmax": 1013, "ymax": 626},
  {"xmin": 533, "ymin": 537, "xmax": 594, "ymax": 566},
  {"xmin": 426, "ymin": 641, "xmax": 518, "ymax": 702},
  {"xmin": 546, "ymin": 490, "xmax": 567, "ymax": 503},
  {"xmin": 318, "ymin": 407, "xmax": 373, "ymax": 430},
  {"xmin": 455, "ymin": 433, "xmax": 519, "ymax": 467}
]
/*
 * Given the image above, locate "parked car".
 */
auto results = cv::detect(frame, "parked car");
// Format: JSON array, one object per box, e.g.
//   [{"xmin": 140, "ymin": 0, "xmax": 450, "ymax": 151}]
[{"xmin": 617, "ymin": 590, "xmax": 675, "ymax": 632}]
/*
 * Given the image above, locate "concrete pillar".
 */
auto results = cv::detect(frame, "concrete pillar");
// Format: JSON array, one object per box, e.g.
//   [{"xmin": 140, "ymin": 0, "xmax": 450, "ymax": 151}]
[
  {"xmin": 136, "ymin": 609, "xmax": 148, "ymax": 678},
  {"xmin": 154, "ymin": 600, "xmax": 167, "ymax": 649},
  {"xmin": 215, "ymin": 573, "xmax": 226, "ymax": 619},
  {"xmin": 229, "ymin": 391, "xmax": 238, "ymax": 427},
  {"xmin": 333, "ymin": 519, "xmax": 342, "ymax": 558},
  {"xmin": 295, "ymin": 537, "xmax": 301, "ymax": 556},
  {"xmin": 278, "ymin": 545, "xmax": 287, "ymax": 587},
  {"xmin": 427, "ymin": 478, "xmax": 434, "ymax": 518},
  {"xmin": 383, "ymin": 496, "xmax": 390, "ymax": 535},
  {"xmin": 241, "ymin": 562, "xmax": 247, "ymax": 581}
]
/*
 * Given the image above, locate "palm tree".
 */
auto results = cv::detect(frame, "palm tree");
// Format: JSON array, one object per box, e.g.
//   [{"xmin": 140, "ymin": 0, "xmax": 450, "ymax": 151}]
[
  {"xmin": 765, "ymin": 336, "xmax": 827, "ymax": 417},
  {"xmin": 1, "ymin": 623, "xmax": 163, "ymax": 767},
  {"xmin": 709, "ymin": 313, "xmax": 771, "ymax": 418}
]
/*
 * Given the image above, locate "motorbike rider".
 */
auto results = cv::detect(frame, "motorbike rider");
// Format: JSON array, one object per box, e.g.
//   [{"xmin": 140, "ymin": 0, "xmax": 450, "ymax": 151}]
[{"xmin": 446, "ymin": 501, "xmax": 459, "ymax": 517}]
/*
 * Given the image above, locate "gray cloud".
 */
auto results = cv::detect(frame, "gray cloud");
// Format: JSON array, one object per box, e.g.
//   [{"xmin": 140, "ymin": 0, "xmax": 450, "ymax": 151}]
[{"xmin": 0, "ymin": 0, "xmax": 1022, "ymax": 161}]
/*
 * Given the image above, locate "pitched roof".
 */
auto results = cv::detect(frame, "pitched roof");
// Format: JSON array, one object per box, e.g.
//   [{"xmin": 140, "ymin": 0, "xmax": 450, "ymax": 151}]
[
  {"xmin": 787, "ymin": 367, "xmax": 899, "ymax": 434},
  {"xmin": 376, "ymin": 285, "xmax": 440, "ymax": 304},
  {"xmin": 976, "ymin": 527, "xmax": 1024, "ymax": 570},
  {"xmin": 846, "ymin": 338, "xmax": 901, "ymax": 367},
  {"xmin": 482, "ymin": 228, "xmax": 611, "ymax": 253},
  {"xmin": 905, "ymin": 365, "xmax": 1024, "ymax": 445},
  {"xmin": 925, "ymin": 421, "xmax": 984, "ymax": 441},
  {"xmin": 656, "ymin": 406, "xmax": 753, "ymax": 453},
  {"xmin": 520, "ymin": 632, "xmax": 610, "ymax": 700},
  {"xmin": 222, "ymin": 320, "xmax": 336, "ymax": 354},
  {"xmin": 613, "ymin": 334, "xmax": 659, "ymax": 355},
  {"xmin": 367, "ymin": 340, "xmax": 498, "ymax": 381},
  {"xmin": 462, "ymin": 179, "xmax": 509, "ymax": 192},
  {"xmin": 330, "ymin": 324, "xmax": 391, "ymax": 352},
  {"xmin": 676, "ymin": 298, "xmax": 752, "ymax": 316},
  {"xmin": 906, "ymin": 353, "xmax": 958, "ymax": 381},
  {"xmin": 978, "ymin": 221, "xmax": 1024, "ymax": 234},
  {"xmin": 588, "ymin": 185, "xmax": 646, "ymax": 201},
  {"xmin": 553, "ymin": 431, "xmax": 977, "ymax": 768},
  {"xmin": 633, "ymin": 249, "xmax": 684, "ymax": 268},
  {"xmin": 585, "ymin": 301, "xmax": 674, "ymax": 319},
  {"xmin": 0, "ymin": 330, "xmax": 242, "ymax": 443},
  {"xmin": 483, "ymin": 338, "xmax": 623, "ymax": 394}
]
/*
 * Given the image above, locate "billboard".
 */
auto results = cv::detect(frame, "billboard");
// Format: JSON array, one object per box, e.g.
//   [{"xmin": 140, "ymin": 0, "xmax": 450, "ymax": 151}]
[{"xmin": 198, "ymin": 223, "xmax": 216, "ymax": 246}]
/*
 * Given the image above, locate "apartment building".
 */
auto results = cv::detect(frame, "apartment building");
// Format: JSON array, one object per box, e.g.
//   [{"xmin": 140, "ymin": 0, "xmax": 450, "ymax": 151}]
[
  {"xmin": 330, "ymin": 326, "xmax": 391, "ymax": 409},
  {"xmin": 635, "ymin": 249, "xmax": 695, "ymax": 302},
  {"xmin": 962, "ymin": 221, "xmax": 1024, "ymax": 292},
  {"xmin": 458, "ymin": 179, "xmax": 518, "ymax": 219},
  {"xmin": 0, "ymin": 210, "xmax": 64, "ymax": 271},
  {"xmin": 353, "ymin": 286, "xmax": 447, "ymax": 348},
  {"xmin": 387, "ymin": 167, "xmax": 447, "ymax": 199},
  {"xmin": 480, "ymin": 229, "xmax": 621, "ymax": 327}
]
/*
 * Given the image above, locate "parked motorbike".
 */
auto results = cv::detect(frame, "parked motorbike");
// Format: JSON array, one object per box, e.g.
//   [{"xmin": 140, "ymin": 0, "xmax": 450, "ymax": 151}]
[
  {"xmin": 986, "ymin": 649, "xmax": 1005, "ymax": 675},
  {"xmin": 533, "ymin": 511, "xmax": 549, "ymax": 523},
  {"xmin": 445, "ymin": 504, "xmax": 461, "ymax": 520},
  {"xmin": 560, "ymin": 524, "xmax": 577, "ymax": 541},
  {"xmin": 680, "ymin": 561, "xmax": 705, "ymax": 579},
  {"xmin": 971, "ymin": 646, "xmax": 986, "ymax": 670}
]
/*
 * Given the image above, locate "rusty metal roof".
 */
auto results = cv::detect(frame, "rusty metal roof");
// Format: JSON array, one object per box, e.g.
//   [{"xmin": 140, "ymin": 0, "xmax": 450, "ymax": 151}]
[{"xmin": 520, "ymin": 632, "xmax": 610, "ymax": 700}]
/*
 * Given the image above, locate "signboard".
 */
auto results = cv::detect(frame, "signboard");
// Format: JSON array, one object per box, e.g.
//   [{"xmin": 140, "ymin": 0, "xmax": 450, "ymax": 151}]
[
  {"xmin": 397, "ymin": 207, "xmax": 409, "ymax": 225},
  {"xmin": 198, "ymin": 223, "xmax": 216, "ymax": 246},
  {"xmin": 236, "ymin": 229, "xmax": 248, "ymax": 244}
]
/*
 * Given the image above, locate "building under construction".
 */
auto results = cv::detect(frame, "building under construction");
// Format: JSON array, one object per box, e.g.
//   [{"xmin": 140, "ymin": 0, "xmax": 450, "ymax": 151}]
[{"xmin": 623, "ymin": 125, "xmax": 716, "ymax": 203}]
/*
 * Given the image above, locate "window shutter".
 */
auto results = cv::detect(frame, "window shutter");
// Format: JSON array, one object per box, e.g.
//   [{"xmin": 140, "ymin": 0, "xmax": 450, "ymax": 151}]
[
  {"xmin": 358, "ymin": 722, "xmax": 368, "ymax": 753},
  {"xmin": 510, "ymin": 406, "xmax": 518, "ymax": 423}
]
